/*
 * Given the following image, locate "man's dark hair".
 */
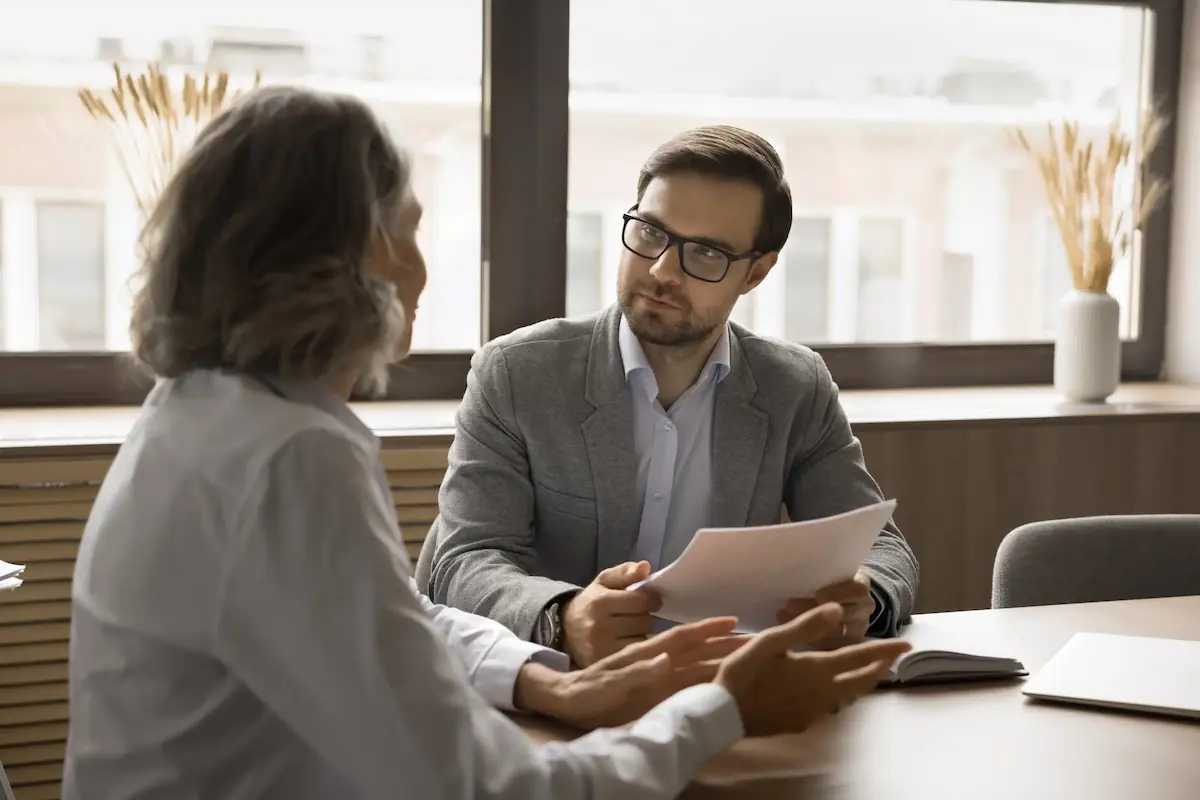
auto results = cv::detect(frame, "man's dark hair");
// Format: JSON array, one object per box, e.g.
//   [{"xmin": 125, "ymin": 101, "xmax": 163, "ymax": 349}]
[{"xmin": 636, "ymin": 125, "xmax": 793, "ymax": 253}]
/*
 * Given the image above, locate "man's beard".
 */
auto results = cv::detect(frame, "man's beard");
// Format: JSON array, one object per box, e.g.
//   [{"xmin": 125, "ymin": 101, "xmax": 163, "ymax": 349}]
[{"xmin": 617, "ymin": 287, "xmax": 720, "ymax": 347}]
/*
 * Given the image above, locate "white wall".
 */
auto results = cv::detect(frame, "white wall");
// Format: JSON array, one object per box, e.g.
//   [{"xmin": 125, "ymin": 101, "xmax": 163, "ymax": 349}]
[{"xmin": 1165, "ymin": 1, "xmax": 1200, "ymax": 382}]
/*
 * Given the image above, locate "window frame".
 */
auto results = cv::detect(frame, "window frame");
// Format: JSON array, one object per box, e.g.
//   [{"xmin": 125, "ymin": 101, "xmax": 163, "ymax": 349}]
[{"xmin": 0, "ymin": 0, "xmax": 1182, "ymax": 405}]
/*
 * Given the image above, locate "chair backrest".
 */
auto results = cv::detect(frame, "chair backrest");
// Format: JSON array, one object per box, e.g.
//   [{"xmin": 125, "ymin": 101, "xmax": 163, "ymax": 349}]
[
  {"xmin": 0, "ymin": 760, "xmax": 15, "ymax": 800},
  {"xmin": 991, "ymin": 515, "xmax": 1200, "ymax": 609}
]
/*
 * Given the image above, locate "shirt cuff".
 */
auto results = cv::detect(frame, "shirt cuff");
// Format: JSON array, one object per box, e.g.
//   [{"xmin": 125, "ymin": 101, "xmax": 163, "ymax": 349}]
[
  {"xmin": 866, "ymin": 584, "xmax": 893, "ymax": 636},
  {"xmin": 637, "ymin": 683, "xmax": 745, "ymax": 760},
  {"xmin": 473, "ymin": 637, "xmax": 571, "ymax": 711}
]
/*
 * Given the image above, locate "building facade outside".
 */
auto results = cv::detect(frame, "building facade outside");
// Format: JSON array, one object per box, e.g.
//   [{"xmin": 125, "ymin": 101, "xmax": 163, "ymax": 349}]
[{"xmin": 0, "ymin": 1, "xmax": 1150, "ymax": 357}]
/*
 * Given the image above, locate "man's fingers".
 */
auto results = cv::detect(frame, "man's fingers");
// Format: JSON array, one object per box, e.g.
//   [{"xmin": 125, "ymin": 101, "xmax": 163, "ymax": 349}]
[
  {"xmin": 596, "ymin": 561, "xmax": 652, "ymax": 590},
  {"xmin": 739, "ymin": 603, "xmax": 845, "ymax": 664},
  {"xmin": 814, "ymin": 579, "xmax": 866, "ymax": 605},
  {"xmin": 779, "ymin": 598, "xmax": 818, "ymax": 623},
  {"xmin": 597, "ymin": 585, "xmax": 663, "ymax": 614}
]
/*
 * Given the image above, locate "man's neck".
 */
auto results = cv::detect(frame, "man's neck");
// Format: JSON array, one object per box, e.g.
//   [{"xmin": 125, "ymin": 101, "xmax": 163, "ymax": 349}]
[{"xmin": 641, "ymin": 326, "xmax": 724, "ymax": 409}]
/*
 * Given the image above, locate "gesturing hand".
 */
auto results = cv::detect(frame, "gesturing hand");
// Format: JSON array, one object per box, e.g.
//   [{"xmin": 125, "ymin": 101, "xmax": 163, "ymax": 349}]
[
  {"xmin": 517, "ymin": 616, "xmax": 746, "ymax": 729},
  {"xmin": 716, "ymin": 603, "xmax": 911, "ymax": 737},
  {"xmin": 561, "ymin": 561, "xmax": 662, "ymax": 667}
]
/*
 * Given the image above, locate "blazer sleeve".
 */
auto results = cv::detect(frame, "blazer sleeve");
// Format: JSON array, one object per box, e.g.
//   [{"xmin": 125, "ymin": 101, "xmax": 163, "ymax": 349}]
[
  {"xmin": 416, "ymin": 343, "xmax": 582, "ymax": 640},
  {"xmin": 781, "ymin": 352, "xmax": 919, "ymax": 635}
]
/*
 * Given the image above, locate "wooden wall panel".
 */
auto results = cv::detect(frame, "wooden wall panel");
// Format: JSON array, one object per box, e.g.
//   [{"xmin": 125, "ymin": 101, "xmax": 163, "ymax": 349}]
[
  {"xmin": 858, "ymin": 416, "xmax": 1200, "ymax": 613},
  {"xmin": 0, "ymin": 458, "xmax": 101, "ymax": 800},
  {"xmin": 2, "ymin": 412, "xmax": 1199, "ymax": 798}
]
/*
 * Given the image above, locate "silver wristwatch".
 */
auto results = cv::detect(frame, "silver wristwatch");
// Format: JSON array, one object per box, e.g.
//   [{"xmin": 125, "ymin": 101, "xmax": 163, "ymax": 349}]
[{"xmin": 535, "ymin": 600, "xmax": 566, "ymax": 650}]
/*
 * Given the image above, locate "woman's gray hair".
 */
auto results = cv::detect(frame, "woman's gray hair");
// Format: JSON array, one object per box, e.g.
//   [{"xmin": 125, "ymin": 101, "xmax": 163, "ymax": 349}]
[{"xmin": 129, "ymin": 85, "xmax": 410, "ymax": 397}]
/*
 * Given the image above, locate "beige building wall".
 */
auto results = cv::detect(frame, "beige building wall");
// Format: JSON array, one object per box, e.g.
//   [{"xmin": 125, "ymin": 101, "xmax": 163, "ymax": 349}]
[{"xmin": 0, "ymin": 82, "xmax": 1117, "ymax": 351}]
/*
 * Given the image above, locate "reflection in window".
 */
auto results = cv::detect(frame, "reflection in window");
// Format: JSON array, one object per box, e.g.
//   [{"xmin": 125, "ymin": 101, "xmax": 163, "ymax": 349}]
[
  {"xmin": 856, "ymin": 218, "xmax": 905, "ymax": 342},
  {"xmin": 36, "ymin": 201, "xmax": 106, "ymax": 350},
  {"xmin": 566, "ymin": 211, "xmax": 604, "ymax": 318},
  {"xmin": 784, "ymin": 217, "xmax": 831, "ymax": 343}
]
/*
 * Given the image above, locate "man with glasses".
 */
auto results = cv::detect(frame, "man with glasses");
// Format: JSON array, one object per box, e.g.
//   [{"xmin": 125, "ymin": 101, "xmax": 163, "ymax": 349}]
[{"xmin": 417, "ymin": 125, "xmax": 918, "ymax": 668}]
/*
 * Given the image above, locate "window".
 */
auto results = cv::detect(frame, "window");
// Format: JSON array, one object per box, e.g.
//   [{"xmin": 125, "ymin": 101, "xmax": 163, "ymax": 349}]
[
  {"xmin": 36, "ymin": 201, "xmax": 106, "ymax": 350},
  {"xmin": 939, "ymin": 252, "xmax": 974, "ymax": 343},
  {"xmin": 783, "ymin": 218, "xmax": 832, "ymax": 344},
  {"xmin": 0, "ymin": 3, "xmax": 496, "ymax": 404},
  {"xmin": 0, "ymin": 201, "xmax": 4, "ymax": 349},
  {"xmin": 0, "ymin": 1, "xmax": 1181, "ymax": 404},
  {"xmin": 566, "ymin": 211, "xmax": 605, "ymax": 318},
  {"xmin": 856, "ymin": 217, "xmax": 908, "ymax": 342},
  {"xmin": 1039, "ymin": 215, "xmax": 1074, "ymax": 337},
  {"xmin": 566, "ymin": 0, "xmax": 1176, "ymax": 387}
]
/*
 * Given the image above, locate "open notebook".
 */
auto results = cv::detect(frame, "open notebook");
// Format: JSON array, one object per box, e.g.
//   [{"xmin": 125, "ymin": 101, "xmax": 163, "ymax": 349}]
[{"xmin": 879, "ymin": 647, "xmax": 1026, "ymax": 686}]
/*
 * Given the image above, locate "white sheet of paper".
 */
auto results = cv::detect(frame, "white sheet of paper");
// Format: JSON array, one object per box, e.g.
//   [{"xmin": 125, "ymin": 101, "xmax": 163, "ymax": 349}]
[
  {"xmin": 0, "ymin": 577, "xmax": 21, "ymax": 592},
  {"xmin": 0, "ymin": 560, "xmax": 23, "ymax": 582},
  {"xmin": 629, "ymin": 499, "xmax": 897, "ymax": 633}
]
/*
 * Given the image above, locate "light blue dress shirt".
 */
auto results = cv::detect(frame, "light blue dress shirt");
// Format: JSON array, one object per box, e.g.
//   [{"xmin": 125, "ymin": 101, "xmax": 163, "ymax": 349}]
[
  {"xmin": 619, "ymin": 316, "xmax": 731, "ymax": 572},
  {"xmin": 619, "ymin": 319, "xmax": 887, "ymax": 630}
]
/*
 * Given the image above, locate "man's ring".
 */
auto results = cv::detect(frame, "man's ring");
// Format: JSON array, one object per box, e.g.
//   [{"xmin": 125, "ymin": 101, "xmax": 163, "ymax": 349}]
[{"xmin": 840, "ymin": 623, "xmax": 848, "ymax": 638}]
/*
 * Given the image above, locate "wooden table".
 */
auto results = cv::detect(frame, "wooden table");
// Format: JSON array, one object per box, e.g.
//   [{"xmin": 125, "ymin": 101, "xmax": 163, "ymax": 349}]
[{"xmin": 520, "ymin": 596, "xmax": 1200, "ymax": 799}]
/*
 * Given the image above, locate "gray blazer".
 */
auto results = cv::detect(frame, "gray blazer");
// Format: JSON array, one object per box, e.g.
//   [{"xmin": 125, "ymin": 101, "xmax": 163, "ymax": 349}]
[{"xmin": 416, "ymin": 305, "xmax": 919, "ymax": 640}]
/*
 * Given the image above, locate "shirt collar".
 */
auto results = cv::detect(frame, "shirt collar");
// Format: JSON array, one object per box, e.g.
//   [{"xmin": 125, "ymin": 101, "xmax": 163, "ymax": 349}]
[{"xmin": 617, "ymin": 314, "xmax": 732, "ymax": 397}]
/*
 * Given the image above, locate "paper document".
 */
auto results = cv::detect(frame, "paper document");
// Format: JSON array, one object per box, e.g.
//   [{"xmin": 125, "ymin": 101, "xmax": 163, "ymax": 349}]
[
  {"xmin": 629, "ymin": 499, "xmax": 897, "ymax": 633},
  {"xmin": 0, "ymin": 560, "xmax": 25, "ymax": 592}
]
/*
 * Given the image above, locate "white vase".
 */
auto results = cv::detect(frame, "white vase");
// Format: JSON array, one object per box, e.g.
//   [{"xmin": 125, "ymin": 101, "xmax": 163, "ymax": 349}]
[{"xmin": 1053, "ymin": 290, "xmax": 1120, "ymax": 403}]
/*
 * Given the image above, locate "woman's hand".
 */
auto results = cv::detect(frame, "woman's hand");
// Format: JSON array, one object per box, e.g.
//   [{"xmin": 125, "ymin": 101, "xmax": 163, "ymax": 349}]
[{"xmin": 515, "ymin": 616, "xmax": 745, "ymax": 729}]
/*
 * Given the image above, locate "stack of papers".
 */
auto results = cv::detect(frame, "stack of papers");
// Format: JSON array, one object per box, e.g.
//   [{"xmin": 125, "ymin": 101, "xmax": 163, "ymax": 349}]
[
  {"xmin": 629, "ymin": 500, "xmax": 898, "ymax": 633},
  {"xmin": 0, "ymin": 560, "xmax": 25, "ymax": 592}
]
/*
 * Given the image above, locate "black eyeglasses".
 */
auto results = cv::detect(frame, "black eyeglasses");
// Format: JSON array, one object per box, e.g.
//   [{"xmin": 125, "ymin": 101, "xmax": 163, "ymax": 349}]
[{"xmin": 620, "ymin": 208, "xmax": 759, "ymax": 283}]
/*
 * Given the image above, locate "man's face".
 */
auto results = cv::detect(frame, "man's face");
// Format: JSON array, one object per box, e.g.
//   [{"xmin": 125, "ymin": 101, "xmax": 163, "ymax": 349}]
[
  {"xmin": 617, "ymin": 171, "xmax": 776, "ymax": 347},
  {"xmin": 370, "ymin": 195, "xmax": 427, "ymax": 359}
]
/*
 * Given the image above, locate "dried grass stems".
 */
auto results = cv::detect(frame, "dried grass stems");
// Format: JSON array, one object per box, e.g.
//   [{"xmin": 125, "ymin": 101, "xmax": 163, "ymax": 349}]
[
  {"xmin": 78, "ymin": 62, "xmax": 261, "ymax": 215},
  {"xmin": 1011, "ymin": 109, "xmax": 1169, "ymax": 294}
]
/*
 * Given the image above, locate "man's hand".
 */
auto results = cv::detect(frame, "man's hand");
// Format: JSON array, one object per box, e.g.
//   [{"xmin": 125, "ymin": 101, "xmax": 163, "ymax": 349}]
[
  {"xmin": 717, "ymin": 603, "xmax": 910, "ymax": 737},
  {"xmin": 777, "ymin": 569, "xmax": 875, "ymax": 646},
  {"xmin": 561, "ymin": 561, "xmax": 662, "ymax": 667},
  {"xmin": 515, "ymin": 617, "xmax": 746, "ymax": 729}
]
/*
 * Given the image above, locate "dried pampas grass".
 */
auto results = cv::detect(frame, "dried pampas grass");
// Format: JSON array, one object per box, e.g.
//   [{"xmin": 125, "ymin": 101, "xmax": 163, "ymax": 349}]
[
  {"xmin": 1010, "ymin": 108, "xmax": 1169, "ymax": 294},
  {"xmin": 78, "ymin": 62, "xmax": 261, "ymax": 215}
]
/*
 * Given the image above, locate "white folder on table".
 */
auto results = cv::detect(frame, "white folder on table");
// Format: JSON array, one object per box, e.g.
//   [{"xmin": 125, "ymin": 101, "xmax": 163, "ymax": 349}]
[{"xmin": 629, "ymin": 499, "xmax": 897, "ymax": 633}]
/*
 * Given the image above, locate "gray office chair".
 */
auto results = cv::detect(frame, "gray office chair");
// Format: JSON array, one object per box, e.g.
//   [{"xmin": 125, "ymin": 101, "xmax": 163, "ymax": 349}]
[
  {"xmin": 991, "ymin": 515, "xmax": 1200, "ymax": 609},
  {"xmin": 0, "ymin": 760, "xmax": 13, "ymax": 800}
]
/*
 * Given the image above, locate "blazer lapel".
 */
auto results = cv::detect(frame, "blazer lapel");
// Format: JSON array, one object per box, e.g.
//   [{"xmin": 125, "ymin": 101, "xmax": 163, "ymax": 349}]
[
  {"xmin": 582, "ymin": 306, "xmax": 641, "ymax": 569},
  {"xmin": 711, "ymin": 333, "xmax": 769, "ymax": 530}
]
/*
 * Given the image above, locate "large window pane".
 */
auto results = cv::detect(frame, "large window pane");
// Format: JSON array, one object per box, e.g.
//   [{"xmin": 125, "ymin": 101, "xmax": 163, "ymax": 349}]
[
  {"xmin": 37, "ymin": 200, "xmax": 106, "ymax": 350},
  {"xmin": 0, "ymin": 4, "xmax": 482, "ymax": 354},
  {"xmin": 0, "ymin": 201, "xmax": 5, "ymax": 348},
  {"xmin": 566, "ymin": 211, "xmax": 605, "ymax": 318},
  {"xmin": 566, "ymin": 0, "xmax": 1149, "ymax": 344},
  {"xmin": 783, "ymin": 217, "xmax": 831, "ymax": 343}
]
